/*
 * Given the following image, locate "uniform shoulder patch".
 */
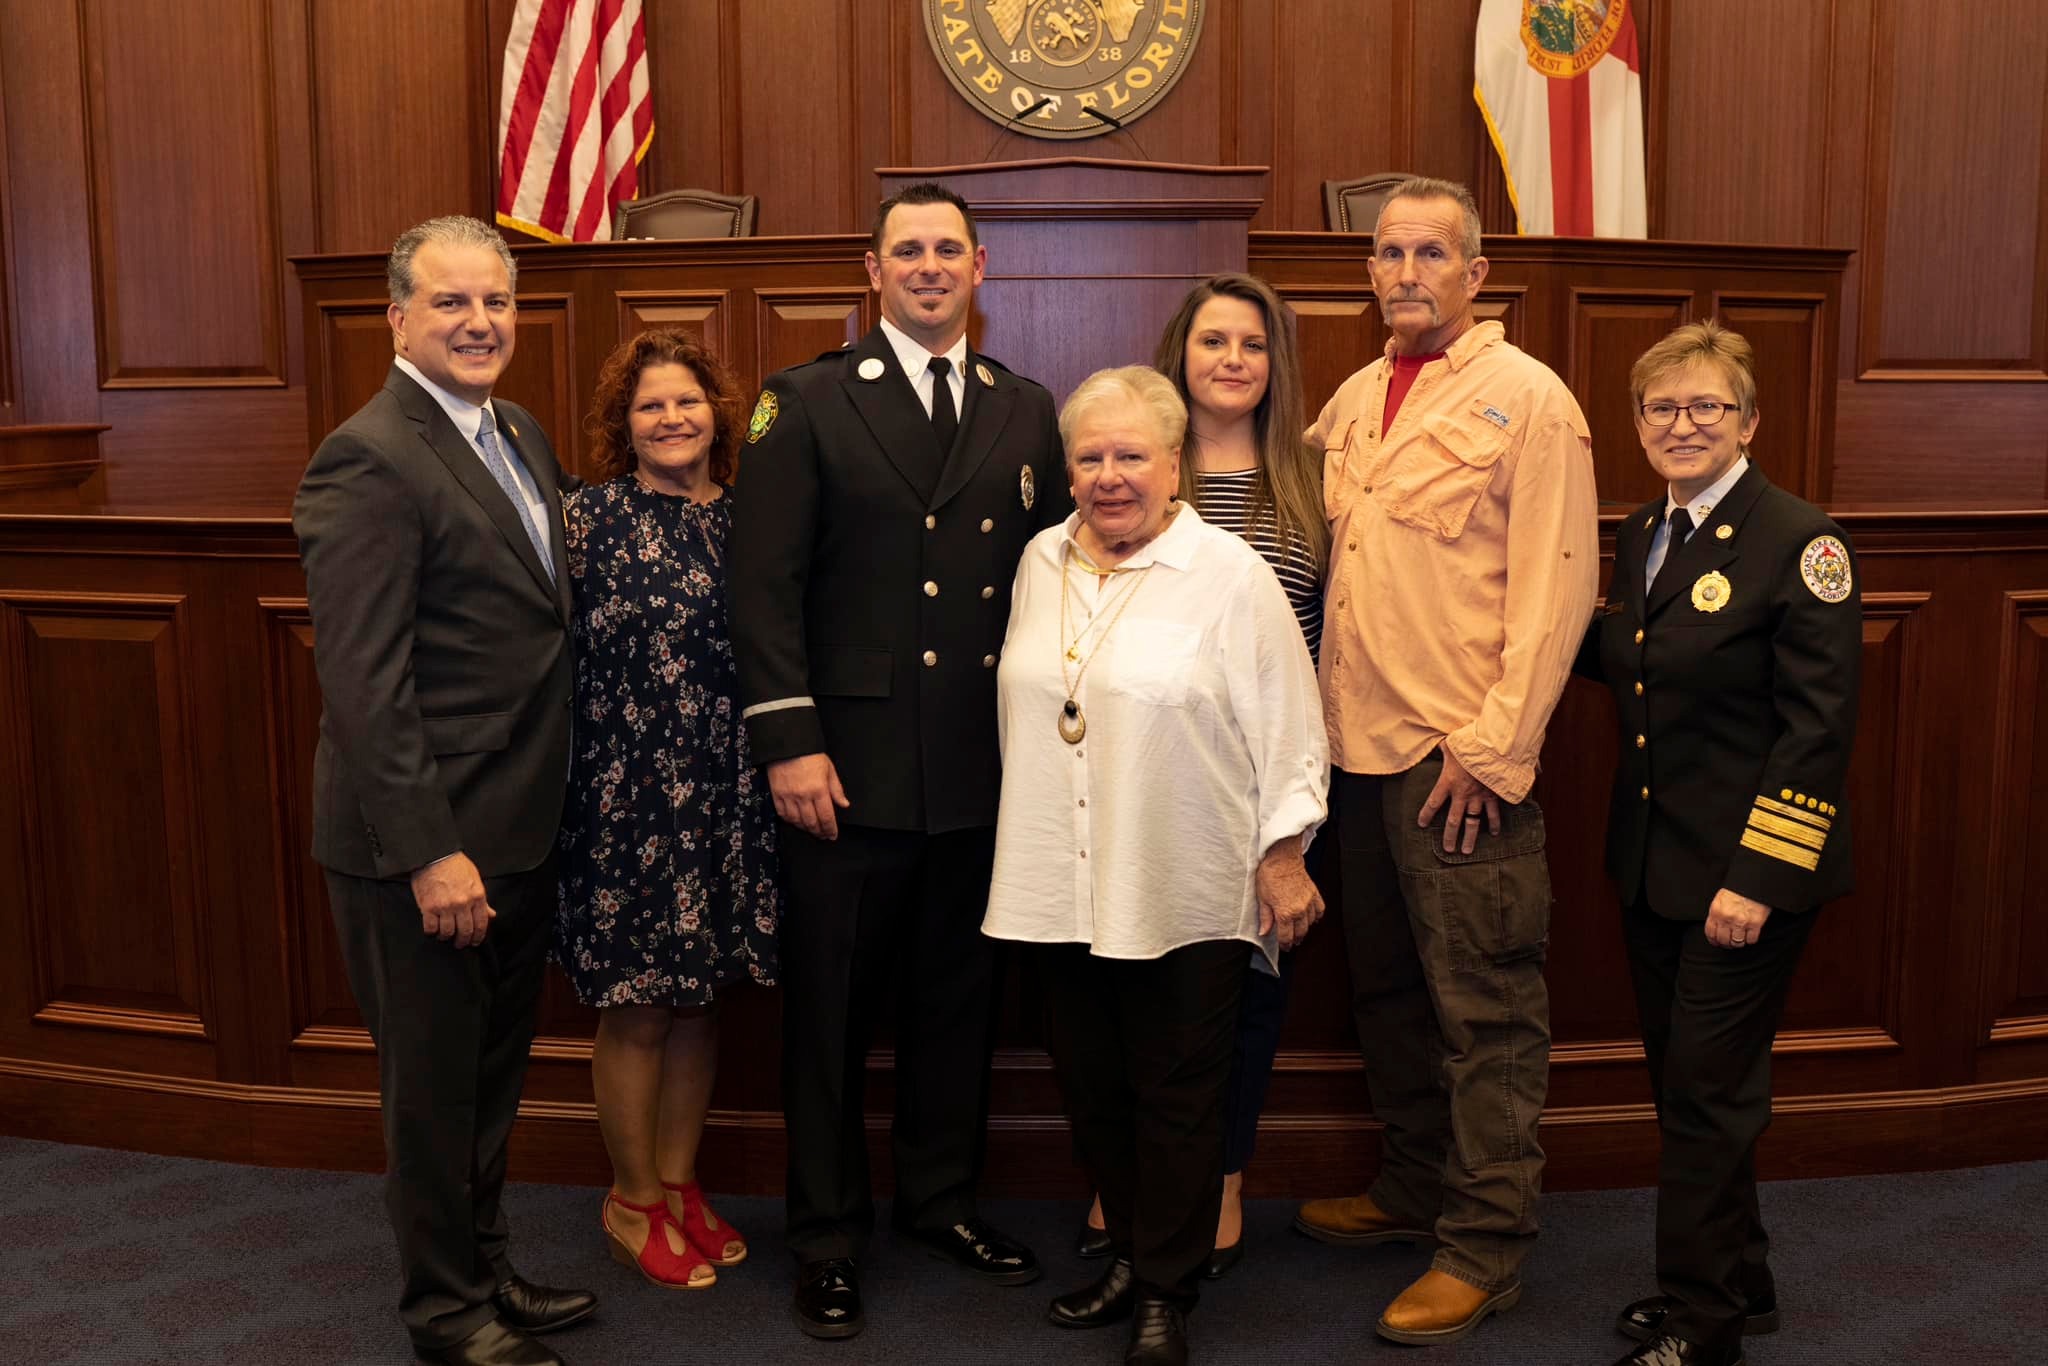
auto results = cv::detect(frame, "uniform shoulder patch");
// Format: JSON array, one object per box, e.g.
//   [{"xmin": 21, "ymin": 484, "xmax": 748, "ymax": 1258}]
[
  {"xmin": 1799, "ymin": 534, "xmax": 1852, "ymax": 603},
  {"xmin": 746, "ymin": 390, "xmax": 778, "ymax": 444}
]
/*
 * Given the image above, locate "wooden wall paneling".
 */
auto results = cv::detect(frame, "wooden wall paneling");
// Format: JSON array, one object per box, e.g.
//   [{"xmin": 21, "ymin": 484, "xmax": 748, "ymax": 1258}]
[
  {"xmin": 1269, "ymin": 0, "xmax": 1400, "ymax": 232},
  {"xmin": 0, "ymin": 0, "xmax": 99, "ymax": 423},
  {"xmin": 1857, "ymin": 0, "xmax": 2048, "ymax": 379},
  {"xmin": 0, "ymin": 588, "xmax": 216, "ymax": 1064},
  {"xmin": 495, "ymin": 293, "xmax": 576, "ymax": 476},
  {"xmin": 310, "ymin": 297, "xmax": 400, "ymax": 442},
  {"xmin": 1565, "ymin": 288, "xmax": 1693, "ymax": 504},
  {"xmin": 309, "ymin": 0, "xmax": 493, "ymax": 254},
  {"xmin": 95, "ymin": 388, "xmax": 308, "ymax": 512},
  {"xmin": 1831, "ymin": 383, "xmax": 2048, "ymax": 505},
  {"xmin": 732, "ymin": 0, "xmax": 859, "ymax": 235},
  {"xmin": 0, "ymin": 43, "xmax": 16, "ymax": 424},
  {"xmin": 637, "ymin": 0, "xmax": 728, "ymax": 199},
  {"xmin": 78, "ymin": 0, "xmax": 284, "ymax": 388},
  {"xmin": 614, "ymin": 290, "xmax": 732, "ymax": 358},
  {"xmin": 266, "ymin": 0, "xmax": 318, "ymax": 391},
  {"xmin": 1715, "ymin": 293, "xmax": 1828, "ymax": 500},
  {"xmin": 1983, "ymin": 590, "xmax": 2048, "ymax": 1049},
  {"xmin": 752, "ymin": 287, "xmax": 871, "ymax": 382},
  {"xmin": 1274, "ymin": 285, "xmax": 1379, "ymax": 418}
]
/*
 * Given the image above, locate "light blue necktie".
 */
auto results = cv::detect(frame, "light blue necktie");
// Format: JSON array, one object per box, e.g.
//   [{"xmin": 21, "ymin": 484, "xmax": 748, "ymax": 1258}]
[{"xmin": 475, "ymin": 406, "xmax": 555, "ymax": 584}]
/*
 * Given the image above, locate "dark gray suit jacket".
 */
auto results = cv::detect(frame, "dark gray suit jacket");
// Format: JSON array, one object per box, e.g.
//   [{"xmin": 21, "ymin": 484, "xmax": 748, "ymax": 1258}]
[{"xmin": 293, "ymin": 365, "xmax": 573, "ymax": 881}]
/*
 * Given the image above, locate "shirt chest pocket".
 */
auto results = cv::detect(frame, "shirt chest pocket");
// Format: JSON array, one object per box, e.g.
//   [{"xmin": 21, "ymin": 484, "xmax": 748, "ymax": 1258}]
[
  {"xmin": 1378, "ymin": 402, "xmax": 1511, "ymax": 541},
  {"xmin": 1323, "ymin": 421, "xmax": 1360, "ymax": 524},
  {"xmin": 1108, "ymin": 619, "xmax": 1203, "ymax": 708}
]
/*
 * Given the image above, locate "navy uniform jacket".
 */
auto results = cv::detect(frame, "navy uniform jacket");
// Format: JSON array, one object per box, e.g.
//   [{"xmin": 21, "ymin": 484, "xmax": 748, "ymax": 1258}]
[
  {"xmin": 728, "ymin": 326, "xmax": 1069, "ymax": 834},
  {"xmin": 1575, "ymin": 464, "xmax": 1860, "ymax": 918}
]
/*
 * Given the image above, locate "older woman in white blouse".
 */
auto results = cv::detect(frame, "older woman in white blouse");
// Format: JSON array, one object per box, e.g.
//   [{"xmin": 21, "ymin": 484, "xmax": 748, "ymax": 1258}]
[{"xmin": 984, "ymin": 366, "xmax": 1327, "ymax": 1366}]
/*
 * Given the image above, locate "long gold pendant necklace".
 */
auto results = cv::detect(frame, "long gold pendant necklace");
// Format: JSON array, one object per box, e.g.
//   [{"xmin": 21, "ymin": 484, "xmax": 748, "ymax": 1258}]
[{"xmin": 1057, "ymin": 543, "xmax": 1151, "ymax": 744}]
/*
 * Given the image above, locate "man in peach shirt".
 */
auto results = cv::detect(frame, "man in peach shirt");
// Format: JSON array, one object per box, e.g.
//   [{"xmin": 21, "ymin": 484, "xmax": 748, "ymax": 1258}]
[{"xmin": 1293, "ymin": 178, "xmax": 1598, "ymax": 1347}]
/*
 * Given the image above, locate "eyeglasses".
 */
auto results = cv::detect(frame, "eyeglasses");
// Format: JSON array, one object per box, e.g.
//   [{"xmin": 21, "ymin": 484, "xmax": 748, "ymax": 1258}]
[{"xmin": 1638, "ymin": 400, "xmax": 1740, "ymax": 428}]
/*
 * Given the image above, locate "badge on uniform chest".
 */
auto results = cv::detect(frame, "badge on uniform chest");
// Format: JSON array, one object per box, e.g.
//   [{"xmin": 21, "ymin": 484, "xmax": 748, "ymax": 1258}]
[{"xmin": 1691, "ymin": 570, "xmax": 1732, "ymax": 613}]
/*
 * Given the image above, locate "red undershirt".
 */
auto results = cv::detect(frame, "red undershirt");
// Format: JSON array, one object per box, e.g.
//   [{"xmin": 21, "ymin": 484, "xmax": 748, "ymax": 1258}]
[{"xmin": 1383, "ymin": 349, "xmax": 1447, "ymax": 428}]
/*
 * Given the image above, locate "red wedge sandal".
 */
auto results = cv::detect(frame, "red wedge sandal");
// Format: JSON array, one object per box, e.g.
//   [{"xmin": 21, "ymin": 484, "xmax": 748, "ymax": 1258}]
[
  {"xmin": 665, "ymin": 1179, "xmax": 747, "ymax": 1266},
  {"xmin": 603, "ymin": 1190, "xmax": 716, "ymax": 1289}
]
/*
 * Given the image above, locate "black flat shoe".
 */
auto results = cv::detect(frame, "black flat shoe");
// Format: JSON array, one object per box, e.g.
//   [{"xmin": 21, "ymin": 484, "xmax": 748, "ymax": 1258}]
[
  {"xmin": 1048, "ymin": 1257, "xmax": 1135, "ymax": 1329},
  {"xmin": 1609, "ymin": 1331, "xmax": 1744, "ymax": 1366},
  {"xmin": 493, "ymin": 1276, "xmax": 597, "ymax": 1335},
  {"xmin": 901, "ymin": 1217, "xmax": 1041, "ymax": 1284},
  {"xmin": 1075, "ymin": 1220, "xmax": 1113, "ymax": 1259},
  {"xmin": 1617, "ymin": 1293, "xmax": 1779, "ymax": 1343},
  {"xmin": 793, "ymin": 1258, "xmax": 863, "ymax": 1340},
  {"xmin": 415, "ymin": 1318, "xmax": 561, "ymax": 1366},
  {"xmin": 1126, "ymin": 1292, "xmax": 1189, "ymax": 1366},
  {"xmin": 1202, "ymin": 1240, "xmax": 1242, "ymax": 1280}
]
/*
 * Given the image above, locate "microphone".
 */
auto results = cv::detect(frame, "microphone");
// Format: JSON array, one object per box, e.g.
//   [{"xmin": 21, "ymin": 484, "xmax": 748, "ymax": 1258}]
[
  {"xmin": 1011, "ymin": 96, "xmax": 1054, "ymax": 122},
  {"xmin": 1080, "ymin": 105, "xmax": 1125, "ymax": 130}
]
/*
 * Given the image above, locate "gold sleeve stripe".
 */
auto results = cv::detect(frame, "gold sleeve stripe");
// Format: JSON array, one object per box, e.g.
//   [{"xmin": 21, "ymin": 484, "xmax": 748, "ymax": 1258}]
[
  {"xmin": 1740, "ymin": 828, "xmax": 1821, "ymax": 871},
  {"xmin": 1747, "ymin": 810, "xmax": 1828, "ymax": 851},
  {"xmin": 1755, "ymin": 795, "xmax": 1831, "ymax": 830}
]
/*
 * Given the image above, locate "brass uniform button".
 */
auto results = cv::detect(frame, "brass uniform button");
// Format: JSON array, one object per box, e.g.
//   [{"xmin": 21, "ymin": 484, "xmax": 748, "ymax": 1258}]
[
  {"xmin": 1640, "ymin": 786, "xmax": 1650, "ymax": 799},
  {"xmin": 981, "ymin": 586, "xmax": 994, "ymax": 599},
  {"xmin": 924, "ymin": 514, "xmax": 936, "ymax": 530},
  {"xmin": 922, "ymin": 650, "xmax": 938, "ymax": 667},
  {"xmin": 980, "ymin": 518, "xmax": 994, "ymax": 532},
  {"xmin": 1634, "ymin": 681, "xmax": 1644, "ymax": 696},
  {"xmin": 1634, "ymin": 628, "xmax": 1645, "ymax": 644},
  {"xmin": 982, "ymin": 654, "xmax": 996, "ymax": 667},
  {"xmin": 923, "ymin": 581, "xmax": 938, "ymax": 597},
  {"xmin": 1635, "ymin": 735, "xmax": 1646, "ymax": 749}
]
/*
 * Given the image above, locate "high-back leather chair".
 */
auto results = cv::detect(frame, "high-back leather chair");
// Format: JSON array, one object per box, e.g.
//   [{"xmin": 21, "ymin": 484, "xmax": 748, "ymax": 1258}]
[
  {"xmin": 1322, "ymin": 173, "xmax": 1414, "ymax": 234},
  {"xmin": 612, "ymin": 188, "xmax": 758, "ymax": 239}
]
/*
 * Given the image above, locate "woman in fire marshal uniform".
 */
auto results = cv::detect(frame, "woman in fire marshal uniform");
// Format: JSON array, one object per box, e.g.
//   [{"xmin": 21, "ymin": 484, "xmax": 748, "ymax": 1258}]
[{"xmin": 1577, "ymin": 320, "xmax": 1861, "ymax": 1366}]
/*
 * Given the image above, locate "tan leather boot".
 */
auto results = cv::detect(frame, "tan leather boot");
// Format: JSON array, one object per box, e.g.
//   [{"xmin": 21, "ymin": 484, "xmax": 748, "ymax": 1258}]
[
  {"xmin": 1291, "ymin": 1193, "xmax": 1436, "ymax": 1246},
  {"xmin": 1376, "ymin": 1268, "xmax": 1522, "ymax": 1345}
]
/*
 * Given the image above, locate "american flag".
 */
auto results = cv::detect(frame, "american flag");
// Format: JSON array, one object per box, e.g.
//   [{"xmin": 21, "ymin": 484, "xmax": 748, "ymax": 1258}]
[{"xmin": 496, "ymin": 0, "xmax": 653, "ymax": 244}]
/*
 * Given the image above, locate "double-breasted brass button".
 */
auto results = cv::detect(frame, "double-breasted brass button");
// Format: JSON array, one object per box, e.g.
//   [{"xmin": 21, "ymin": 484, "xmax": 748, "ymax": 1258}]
[
  {"xmin": 922, "ymin": 650, "xmax": 938, "ymax": 667},
  {"xmin": 923, "ymin": 581, "xmax": 938, "ymax": 597},
  {"xmin": 1634, "ymin": 681, "xmax": 1644, "ymax": 696},
  {"xmin": 1634, "ymin": 628, "xmax": 1645, "ymax": 644},
  {"xmin": 1640, "ymin": 786, "xmax": 1650, "ymax": 799},
  {"xmin": 982, "ymin": 654, "xmax": 996, "ymax": 667},
  {"xmin": 925, "ymin": 514, "xmax": 936, "ymax": 530},
  {"xmin": 980, "ymin": 518, "xmax": 994, "ymax": 533},
  {"xmin": 981, "ymin": 586, "xmax": 994, "ymax": 599},
  {"xmin": 1635, "ymin": 734, "xmax": 1647, "ymax": 749}
]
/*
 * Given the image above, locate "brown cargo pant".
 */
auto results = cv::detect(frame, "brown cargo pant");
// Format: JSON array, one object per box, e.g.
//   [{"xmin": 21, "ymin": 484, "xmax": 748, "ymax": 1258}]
[{"xmin": 1336, "ymin": 753, "xmax": 1552, "ymax": 1292}]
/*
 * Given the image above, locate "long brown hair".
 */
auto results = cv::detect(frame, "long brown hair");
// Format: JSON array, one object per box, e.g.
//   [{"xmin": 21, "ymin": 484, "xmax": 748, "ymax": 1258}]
[
  {"xmin": 1152, "ymin": 273, "xmax": 1328, "ymax": 576},
  {"xmin": 584, "ymin": 328, "xmax": 744, "ymax": 486}
]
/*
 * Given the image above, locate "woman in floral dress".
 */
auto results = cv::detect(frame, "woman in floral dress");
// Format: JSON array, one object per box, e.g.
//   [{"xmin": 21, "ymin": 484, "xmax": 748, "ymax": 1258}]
[{"xmin": 556, "ymin": 328, "xmax": 778, "ymax": 1290}]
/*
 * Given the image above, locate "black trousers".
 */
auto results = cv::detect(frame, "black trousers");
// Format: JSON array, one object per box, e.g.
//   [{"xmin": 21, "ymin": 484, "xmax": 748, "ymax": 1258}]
[
  {"xmin": 326, "ymin": 856, "xmax": 555, "ymax": 1351},
  {"xmin": 1622, "ymin": 896, "xmax": 1817, "ymax": 1349},
  {"xmin": 1041, "ymin": 939, "xmax": 1247, "ymax": 1303},
  {"xmin": 777, "ymin": 823, "xmax": 1000, "ymax": 1262}
]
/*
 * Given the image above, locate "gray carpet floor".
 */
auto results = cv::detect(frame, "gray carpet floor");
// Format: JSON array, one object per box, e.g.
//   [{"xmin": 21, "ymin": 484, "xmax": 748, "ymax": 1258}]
[{"xmin": 4, "ymin": 1137, "xmax": 2043, "ymax": 1364}]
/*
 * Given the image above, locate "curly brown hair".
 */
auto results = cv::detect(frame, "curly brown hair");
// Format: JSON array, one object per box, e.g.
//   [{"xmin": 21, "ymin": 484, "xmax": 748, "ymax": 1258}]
[{"xmin": 584, "ymin": 328, "xmax": 744, "ymax": 486}]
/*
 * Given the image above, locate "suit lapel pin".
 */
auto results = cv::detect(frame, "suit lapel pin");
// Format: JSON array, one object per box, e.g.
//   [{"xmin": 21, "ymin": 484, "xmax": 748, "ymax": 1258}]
[
  {"xmin": 1643, "ymin": 515, "xmax": 1655, "ymax": 529},
  {"xmin": 1715, "ymin": 524, "xmax": 1733, "ymax": 540},
  {"xmin": 975, "ymin": 361, "xmax": 995, "ymax": 387},
  {"xmin": 857, "ymin": 357, "xmax": 885, "ymax": 382}
]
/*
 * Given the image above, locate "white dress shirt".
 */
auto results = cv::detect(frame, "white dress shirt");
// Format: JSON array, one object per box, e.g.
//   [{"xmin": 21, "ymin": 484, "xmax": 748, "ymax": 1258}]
[
  {"xmin": 982, "ymin": 504, "xmax": 1329, "ymax": 973},
  {"xmin": 393, "ymin": 356, "xmax": 550, "ymax": 540},
  {"xmin": 878, "ymin": 316, "xmax": 967, "ymax": 418},
  {"xmin": 1646, "ymin": 453, "xmax": 1748, "ymax": 588}
]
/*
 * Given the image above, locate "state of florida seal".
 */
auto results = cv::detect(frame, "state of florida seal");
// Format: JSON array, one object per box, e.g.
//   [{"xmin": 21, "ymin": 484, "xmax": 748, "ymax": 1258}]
[
  {"xmin": 922, "ymin": 0, "xmax": 1208, "ymax": 140},
  {"xmin": 1520, "ymin": 0, "xmax": 1629, "ymax": 79}
]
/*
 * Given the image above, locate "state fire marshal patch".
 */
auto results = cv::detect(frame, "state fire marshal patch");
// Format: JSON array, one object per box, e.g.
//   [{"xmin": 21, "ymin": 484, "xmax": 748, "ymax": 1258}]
[
  {"xmin": 922, "ymin": 0, "xmax": 1208, "ymax": 140},
  {"xmin": 1799, "ymin": 534, "xmax": 1853, "ymax": 603},
  {"xmin": 747, "ymin": 390, "xmax": 777, "ymax": 444},
  {"xmin": 1520, "ymin": 0, "xmax": 1630, "ymax": 80}
]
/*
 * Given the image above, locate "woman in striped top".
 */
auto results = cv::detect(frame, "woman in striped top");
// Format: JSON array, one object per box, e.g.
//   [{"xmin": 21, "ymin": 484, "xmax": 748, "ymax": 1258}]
[{"xmin": 1073, "ymin": 272, "xmax": 1331, "ymax": 1277}]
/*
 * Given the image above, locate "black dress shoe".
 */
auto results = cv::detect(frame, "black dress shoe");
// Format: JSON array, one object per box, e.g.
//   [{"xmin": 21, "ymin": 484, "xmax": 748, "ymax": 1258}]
[
  {"xmin": 416, "ymin": 1318, "xmax": 562, "ymax": 1366},
  {"xmin": 1126, "ymin": 1291, "xmax": 1189, "ymax": 1366},
  {"xmin": 793, "ymin": 1258, "xmax": 864, "ymax": 1340},
  {"xmin": 493, "ymin": 1276, "xmax": 597, "ymax": 1334},
  {"xmin": 1202, "ymin": 1240, "xmax": 1242, "ymax": 1280},
  {"xmin": 1617, "ymin": 1293, "xmax": 1779, "ymax": 1343},
  {"xmin": 1608, "ymin": 1332, "xmax": 1743, "ymax": 1366},
  {"xmin": 1048, "ymin": 1257, "xmax": 1135, "ymax": 1329},
  {"xmin": 901, "ymin": 1217, "xmax": 1041, "ymax": 1284},
  {"xmin": 1076, "ymin": 1219, "xmax": 1114, "ymax": 1259}
]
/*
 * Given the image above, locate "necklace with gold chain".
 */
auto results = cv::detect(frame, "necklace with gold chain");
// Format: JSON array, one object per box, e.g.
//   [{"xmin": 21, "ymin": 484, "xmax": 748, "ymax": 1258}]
[{"xmin": 1057, "ymin": 543, "xmax": 1152, "ymax": 744}]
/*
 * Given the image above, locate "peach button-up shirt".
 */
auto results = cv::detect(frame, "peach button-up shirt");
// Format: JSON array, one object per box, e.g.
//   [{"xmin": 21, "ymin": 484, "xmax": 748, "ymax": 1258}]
[{"xmin": 1307, "ymin": 320, "xmax": 1597, "ymax": 804}]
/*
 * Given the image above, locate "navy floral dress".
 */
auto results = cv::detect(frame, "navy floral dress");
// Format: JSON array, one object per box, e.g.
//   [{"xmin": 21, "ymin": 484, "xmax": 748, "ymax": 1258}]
[{"xmin": 555, "ymin": 476, "xmax": 779, "ymax": 1007}]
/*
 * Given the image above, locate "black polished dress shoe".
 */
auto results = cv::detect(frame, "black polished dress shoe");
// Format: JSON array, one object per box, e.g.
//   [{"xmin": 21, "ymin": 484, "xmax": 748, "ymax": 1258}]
[
  {"xmin": 1608, "ymin": 1332, "xmax": 1744, "ymax": 1366},
  {"xmin": 1076, "ymin": 1219, "xmax": 1114, "ymax": 1259},
  {"xmin": 794, "ymin": 1258, "xmax": 864, "ymax": 1340},
  {"xmin": 415, "ymin": 1318, "xmax": 562, "ymax": 1366},
  {"xmin": 1202, "ymin": 1240, "xmax": 1242, "ymax": 1280},
  {"xmin": 1617, "ymin": 1293, "xmax": 1779, "ymax": 1343},
  {"xmin": 1126, "ymin": 1291, "xmax": 1189, "ymax": 1366},
  {"xmin": 493, "ymin": 1276, "xmax": 597, "ymax": 1334},
  {"xmin": 1048, "ymin": 1257, "xmax": 1135, "ymax": 1329},
  {"xmin": 901, "ymin": 1217, "xmax": 1041, "ymax": 1284}
]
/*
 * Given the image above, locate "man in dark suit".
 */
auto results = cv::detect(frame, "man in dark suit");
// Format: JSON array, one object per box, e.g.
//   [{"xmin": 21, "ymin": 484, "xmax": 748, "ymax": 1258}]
[
  {"xmin": 294, "ymin": 216, "xmax": 594, "ymax": 1366},
  {"xmin": 1578, "ymin": 321, "xmax": 1860, "ymax": 1366},
  {"xmin": 729, "ymin": 181, "xmax": 1069, "ymax": 1341}
]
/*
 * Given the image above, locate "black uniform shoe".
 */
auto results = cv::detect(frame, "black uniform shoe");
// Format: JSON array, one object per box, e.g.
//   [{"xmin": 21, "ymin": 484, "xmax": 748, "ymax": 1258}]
[
  {"xmin": 1202, "ymin": 1241, "xmax": 1243, "ymax": 1280},
  {"xmin": 900, "ymin": 1217, "xmax": 1041, "ymax": 1284},
  {"xmin": 1608, "ymin": 1332, "xmax": 1744, "ymax": 1366},
  {"xmin": 1125, "ymin": 1292, "xmax": 1189, "ymax": 1366},
  {"xmin": 415, "ymin": 1318, "xmax": 562, "ymax": 1366},
  {"xmin": 1048, "ymin": 1257, "xmax": 1136, "ymax": 1329},
  {"xmin": 1075, "ymin": 1219, "xmax": 1114, "ymax": 1259},
  {"xmin": 493, "ymin": 1276, "xmax": 597, "ymax": 1335},
  {"xmin": 793, "ymin": 1258, "xmax": 863, "ymax": 1340},
  {"xmin": 1617, "ymin": 1293, "xmax": 1779, "ymax": 1343}
]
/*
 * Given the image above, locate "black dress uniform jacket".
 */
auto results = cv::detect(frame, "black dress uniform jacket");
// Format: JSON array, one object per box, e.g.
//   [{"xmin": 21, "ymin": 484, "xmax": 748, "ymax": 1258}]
[
  {"xmin": 1576, "ymin": 464, "xmax": 1860, "ymax": 917},
  {"xmin": 729, "ymin": 326, "xmax": 1069, "ymax": 832}
]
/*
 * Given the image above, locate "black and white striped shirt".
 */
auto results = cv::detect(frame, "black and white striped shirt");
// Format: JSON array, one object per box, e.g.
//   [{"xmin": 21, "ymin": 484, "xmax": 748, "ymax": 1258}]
[{"xmin": 1195, "ymin": 467, "xmax": 1323, "ymax": 663}]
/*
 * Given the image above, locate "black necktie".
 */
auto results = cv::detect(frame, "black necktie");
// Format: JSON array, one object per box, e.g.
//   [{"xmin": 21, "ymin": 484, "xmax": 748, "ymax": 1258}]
[
  {"xmin": 1669, "ymin": 506, "xmax": 1695, "ymax": 547},
  {"xmin": 927, "ymin": 356, "xmax": 958, "ymax": 453}
]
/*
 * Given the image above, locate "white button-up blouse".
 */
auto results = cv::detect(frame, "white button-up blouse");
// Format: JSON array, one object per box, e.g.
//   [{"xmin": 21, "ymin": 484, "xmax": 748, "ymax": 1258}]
[{"xmin": 982, "ymin": 504, "xmax": 1329, "ymax": 973}]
